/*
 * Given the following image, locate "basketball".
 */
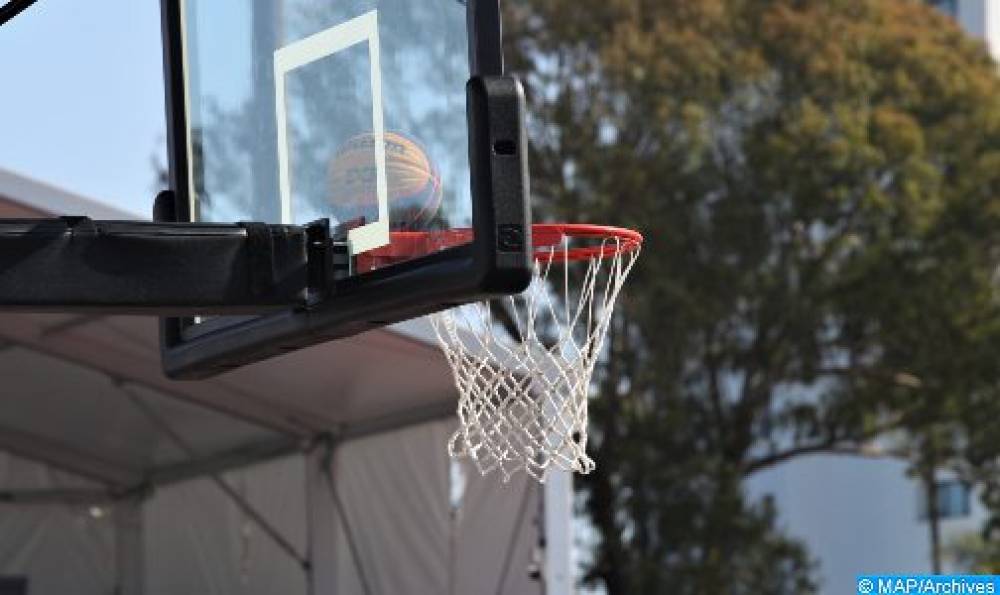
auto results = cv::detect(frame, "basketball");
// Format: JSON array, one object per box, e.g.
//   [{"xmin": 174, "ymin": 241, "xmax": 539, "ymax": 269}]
[{"xmin": 328, "ymin": 131, "xmax": 443, "ymax": 230}]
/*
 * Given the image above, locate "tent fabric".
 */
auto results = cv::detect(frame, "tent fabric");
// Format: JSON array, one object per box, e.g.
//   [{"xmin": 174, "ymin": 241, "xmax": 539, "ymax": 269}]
[
  {"xmin": 149, "ymin": 420, "xmax": 546, "ymax": 595},
  {"xmin": 327, "ymin": 419, "xmax": 543, "ymax": 595},
  {"xmin": 455, "ymin": 466, "xmax": 542, "ymax": 595},
  {"xmin": 0, "ymin": 346, "xmax": 287, "ymax": 483},
  {"xmin": 0, "ymin": 411, "xmax": 548, "ymax": 595},
  {"xmin": 0, "ymin": 454, "xmax": 115, "ymax": 595},
  {"xmin": 144, "ymin": 457, "xmax": 309, "ymax": 595},
  {"xmin": 327, "ymin": 419, "xmax": 453, "ymax": 595},
  {"xmin": 0, "ymin": 310, "xmax": 457, "ymax": 443}
]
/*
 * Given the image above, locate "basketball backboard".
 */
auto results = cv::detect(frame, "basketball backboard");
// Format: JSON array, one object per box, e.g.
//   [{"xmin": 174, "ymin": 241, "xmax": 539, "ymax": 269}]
[{"xmin": 159, "ymin": 0, "xmax": 532, "ymax": 378}]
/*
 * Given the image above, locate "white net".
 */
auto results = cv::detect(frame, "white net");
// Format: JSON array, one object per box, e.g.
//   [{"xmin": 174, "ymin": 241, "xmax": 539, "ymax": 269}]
[{"xmin": 432, "ymin": 231, "xmax": 641, "ymax": 482}]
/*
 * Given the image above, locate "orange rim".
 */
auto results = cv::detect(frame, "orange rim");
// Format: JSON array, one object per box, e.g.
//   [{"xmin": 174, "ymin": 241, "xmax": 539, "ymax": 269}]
[
  {"xmin": 355, "ymin": 223, "xmax": 643, "ymax": 271},
  {"xmin": 531, "ymin": 223, "xmax": 643, "ymax": 262}
]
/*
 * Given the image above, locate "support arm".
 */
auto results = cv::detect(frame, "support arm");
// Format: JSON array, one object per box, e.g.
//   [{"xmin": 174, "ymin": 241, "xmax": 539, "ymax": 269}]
[{"xmin": 0, "ymin": 215, "xmax": 333, "ymax": 315}]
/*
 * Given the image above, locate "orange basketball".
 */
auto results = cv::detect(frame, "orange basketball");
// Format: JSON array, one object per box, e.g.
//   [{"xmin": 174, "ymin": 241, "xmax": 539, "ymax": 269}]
[{"xmin": 328, "ymin": 131, "xmax": 443, "ymax": 230}]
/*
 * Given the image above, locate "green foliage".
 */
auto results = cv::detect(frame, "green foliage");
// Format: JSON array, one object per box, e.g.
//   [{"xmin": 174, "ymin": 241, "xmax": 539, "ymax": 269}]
[
  {"xmin": 948, "ymin": 532, "xmax": 1000, "ymax": 574},
  {"xmin": 505, "ymin": 0, "xmax": 1000, "ymax": 591}
]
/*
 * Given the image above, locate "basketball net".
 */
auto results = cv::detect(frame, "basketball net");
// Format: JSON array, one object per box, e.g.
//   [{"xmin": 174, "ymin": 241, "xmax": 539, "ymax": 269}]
[{"xmin": 432, "ymin": 225, "xmax": 641, "ymax": 482}]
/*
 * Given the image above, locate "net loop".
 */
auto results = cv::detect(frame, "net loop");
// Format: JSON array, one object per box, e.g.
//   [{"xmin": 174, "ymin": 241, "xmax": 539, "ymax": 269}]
[{"xmin": 432, "ymin": 224, "xmax": 642, "ymax": 482}]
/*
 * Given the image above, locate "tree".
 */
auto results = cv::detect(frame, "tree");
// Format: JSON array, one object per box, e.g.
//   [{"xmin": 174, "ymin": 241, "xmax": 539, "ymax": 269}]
[
  {"xmin": 948, "ymin": 531, "xmax": 1000, "ymax": 573},
  {"xmin": 504, "ymin": 0, "xmax": 1000, "ymax": 591}
]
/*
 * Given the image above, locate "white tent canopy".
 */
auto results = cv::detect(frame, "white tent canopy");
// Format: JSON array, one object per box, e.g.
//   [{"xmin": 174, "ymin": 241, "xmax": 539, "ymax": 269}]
[{"xmin": 0, "ymin": 167, "xmax": 571, "ymax": 595}]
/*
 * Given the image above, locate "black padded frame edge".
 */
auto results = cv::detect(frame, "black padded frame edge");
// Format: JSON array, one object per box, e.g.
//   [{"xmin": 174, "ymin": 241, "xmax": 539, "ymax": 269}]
[{"xmin": 0, "ymin": 217, "xmax": 314, "ymax": 315}]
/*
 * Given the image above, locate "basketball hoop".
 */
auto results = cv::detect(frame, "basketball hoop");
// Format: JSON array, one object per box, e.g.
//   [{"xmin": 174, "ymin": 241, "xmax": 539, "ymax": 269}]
[{"xmin": 431, "ymin": 223, "xmax": 642, "ymax": 482}]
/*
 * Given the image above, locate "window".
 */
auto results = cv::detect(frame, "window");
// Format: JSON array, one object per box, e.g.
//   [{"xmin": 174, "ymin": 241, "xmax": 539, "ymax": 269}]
[{"xmin": 919, "ymin": 480, "xmax": 972, "ymax": 520}]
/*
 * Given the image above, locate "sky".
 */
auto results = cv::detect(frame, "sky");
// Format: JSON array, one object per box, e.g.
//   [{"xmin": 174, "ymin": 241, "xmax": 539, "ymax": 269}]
[{"xmin": 0, "ymin": 0, "xmax": 166, "ymax": 218}]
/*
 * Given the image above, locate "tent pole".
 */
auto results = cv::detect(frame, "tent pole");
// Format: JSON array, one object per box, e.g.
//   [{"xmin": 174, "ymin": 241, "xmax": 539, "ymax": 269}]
[
  {"xmin": 318, "ymin": 438, "xmax": 374, "ymax": 595},
  {"xmin": 543, "ymin": 470, "xmax": 574, "ymax": 595},
  {"xmin": 306, "ymin": 441, "xmax": 335, "ymax": 595},
  {"xmin": 0, "ymin": 488, "xmax": 113, "ymax": 505},
  {"xmin": 0, "ymin": 423, "xmax": 136, "ymax": 486},
  {"xmin": 115, "ymin": 495, "xmax": 146, "ymax": 595}
]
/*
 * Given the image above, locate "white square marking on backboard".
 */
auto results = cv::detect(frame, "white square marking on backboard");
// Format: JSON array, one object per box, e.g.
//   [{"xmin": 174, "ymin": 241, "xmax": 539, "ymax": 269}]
[{"xmin": 274, "ymin": 10, "xmax": 390, "ymax": 255}]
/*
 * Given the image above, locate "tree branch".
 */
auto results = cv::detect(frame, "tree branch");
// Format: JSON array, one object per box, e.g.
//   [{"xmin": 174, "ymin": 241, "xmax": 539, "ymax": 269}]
[
  {"xmin": 742, "ymin": 416, "xmax": 908, "ymax": 475},
  {"xmin": 743, "ymin": 443, "xmax": 897, "ymax": 475}
]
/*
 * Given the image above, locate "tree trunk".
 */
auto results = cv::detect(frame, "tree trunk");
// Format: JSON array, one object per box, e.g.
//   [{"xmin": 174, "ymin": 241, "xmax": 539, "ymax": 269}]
[
  {"xmin": 585, "ymin": 315, "xmax": 628, "ymax": 594},
  {"xmin": 587, "ymin": 469, "xmax": 627, "ymax": 594},
  {"xmin": 923, "ymin": 463, "xmax": 942, "ymax": 573}
]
